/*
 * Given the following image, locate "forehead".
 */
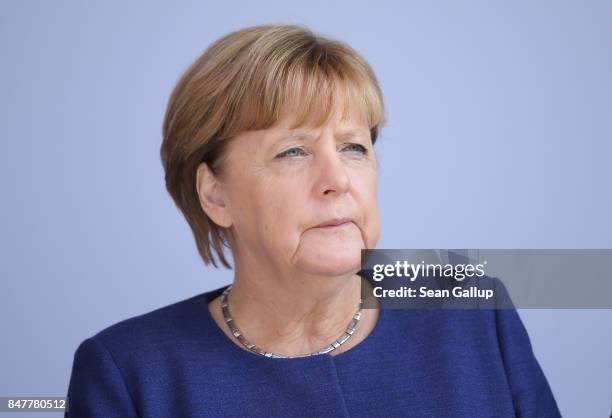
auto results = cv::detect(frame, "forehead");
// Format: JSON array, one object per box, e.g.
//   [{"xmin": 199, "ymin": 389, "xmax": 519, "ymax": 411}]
[
  {"xmin": 272, "ymin": 102, "xmax": 370, "ymax": 137},
  {"xmin": 226, "ymin": 95, "xmax": 372, "ymax": 157}
]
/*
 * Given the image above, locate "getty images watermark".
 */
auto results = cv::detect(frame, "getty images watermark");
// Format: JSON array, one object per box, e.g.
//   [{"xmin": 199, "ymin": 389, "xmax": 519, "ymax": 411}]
[
  {"xmin": 359, "ymin": 249, "xmax": 612, "ymax": 309},
  {"xmin": 370, "ymin": 258, "xmax": 493, "ymax": 301}
]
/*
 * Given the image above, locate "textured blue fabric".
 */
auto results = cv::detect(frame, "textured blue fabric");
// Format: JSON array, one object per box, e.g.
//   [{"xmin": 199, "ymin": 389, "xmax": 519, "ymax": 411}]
[{"xmin": 65, "ymin": 284, "xmax": 561, "ymax": 417}]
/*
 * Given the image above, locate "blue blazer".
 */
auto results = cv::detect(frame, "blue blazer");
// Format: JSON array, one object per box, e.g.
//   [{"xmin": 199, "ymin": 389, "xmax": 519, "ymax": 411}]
[{"xmin": 65, "ymin": 284, "xmax": 561, "ymax": 417}]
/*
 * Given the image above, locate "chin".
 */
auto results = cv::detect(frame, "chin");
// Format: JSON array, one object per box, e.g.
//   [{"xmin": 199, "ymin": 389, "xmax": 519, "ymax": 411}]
[{"xmin": 296, "ymin": 250, "xmax": 362, "ymax": 277}]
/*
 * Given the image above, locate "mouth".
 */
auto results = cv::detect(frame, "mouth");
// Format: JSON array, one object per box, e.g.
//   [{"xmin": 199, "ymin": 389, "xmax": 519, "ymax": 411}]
[{"xmin": 313, "ymin": 217, "xmax": 353, "ymax": 229}]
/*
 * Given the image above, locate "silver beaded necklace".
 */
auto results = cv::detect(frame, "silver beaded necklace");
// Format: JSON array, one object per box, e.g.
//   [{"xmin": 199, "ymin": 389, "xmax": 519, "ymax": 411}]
[{"xmin": 221, "ymin": 285, "xmax": 363, "ymax": 358}]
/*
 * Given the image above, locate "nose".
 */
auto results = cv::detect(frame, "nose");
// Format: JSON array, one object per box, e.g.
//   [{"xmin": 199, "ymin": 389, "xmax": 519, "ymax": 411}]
[{"xmin": 314, "ymin": 145, "xmax": 351, "ymax": 196}]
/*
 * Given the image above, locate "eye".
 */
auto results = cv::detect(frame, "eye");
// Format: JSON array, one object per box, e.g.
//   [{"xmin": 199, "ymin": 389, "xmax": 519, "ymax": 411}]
[
  {"xmin": 342, "ymin": 143, "xmax": 368, "ymax": 155},
  {"xmin": 275, "ymin": 147, "xmax": 308, "ymax": 159}
]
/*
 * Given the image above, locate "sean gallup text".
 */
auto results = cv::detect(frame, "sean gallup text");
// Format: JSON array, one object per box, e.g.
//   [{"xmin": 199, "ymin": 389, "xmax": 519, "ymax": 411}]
[{"xmin": 372, "ymin": 286, "xmax": 495, "ymax": 300}]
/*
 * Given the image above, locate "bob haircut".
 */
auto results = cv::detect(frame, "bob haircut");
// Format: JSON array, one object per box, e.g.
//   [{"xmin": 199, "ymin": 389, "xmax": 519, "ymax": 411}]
[{"xmin": 161, "ymin": 23, "xmax": 386, "ymax": 269}]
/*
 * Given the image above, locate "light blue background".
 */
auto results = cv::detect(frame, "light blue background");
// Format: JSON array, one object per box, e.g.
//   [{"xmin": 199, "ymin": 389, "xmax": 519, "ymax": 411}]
[{"xmin": 1, "ymin": 1, "xmax": 611, "ymax": 416}]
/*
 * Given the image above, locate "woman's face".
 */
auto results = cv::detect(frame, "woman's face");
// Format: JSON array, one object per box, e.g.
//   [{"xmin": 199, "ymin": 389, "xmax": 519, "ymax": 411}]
[{"xmin": 211, "ymin": 105, "xmax": 380, "ymax": 277}]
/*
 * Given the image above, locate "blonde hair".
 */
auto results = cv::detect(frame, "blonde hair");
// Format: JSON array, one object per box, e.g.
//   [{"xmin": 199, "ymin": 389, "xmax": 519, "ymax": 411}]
[{"xmin": 160, "ymin": 24, "xmax": 386, "ymax": 269}]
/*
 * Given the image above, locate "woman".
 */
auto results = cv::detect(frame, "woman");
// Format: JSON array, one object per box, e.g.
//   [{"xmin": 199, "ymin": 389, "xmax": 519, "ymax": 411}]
[{"xmin": 65, "ymin": 24, "xmax": 561, "ymax": 417}]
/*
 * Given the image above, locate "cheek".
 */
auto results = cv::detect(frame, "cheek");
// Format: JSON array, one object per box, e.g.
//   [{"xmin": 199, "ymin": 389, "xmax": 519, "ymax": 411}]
[
  {"xmin": 366, "ymin": 204, "xmax": 382, "ymax": 248},
  {"xmin": 355, "ymin": 173, "xmax": 381, "ymax": 248},
  {"xmin": 245, "ymin": 179, "xmax": 305, "ymax": 243}
]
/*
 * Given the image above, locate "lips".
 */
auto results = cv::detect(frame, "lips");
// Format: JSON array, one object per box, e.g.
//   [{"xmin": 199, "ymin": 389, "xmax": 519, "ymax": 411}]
[{"xmin": 314, "ymin": 217, "xmax": 353, "ymax": 228}]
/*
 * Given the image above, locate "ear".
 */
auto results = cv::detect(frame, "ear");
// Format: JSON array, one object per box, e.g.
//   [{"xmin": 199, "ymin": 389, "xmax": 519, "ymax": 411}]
[{"xmin": 196, "ymin": 163, "xmax": 233, "ymax": 228}]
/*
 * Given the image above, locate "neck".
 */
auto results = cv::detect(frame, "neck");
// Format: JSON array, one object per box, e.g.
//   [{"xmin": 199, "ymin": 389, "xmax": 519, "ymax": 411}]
[{"xmin": 226, "ymin": 263, "xmax": 364, "ymax": 357}]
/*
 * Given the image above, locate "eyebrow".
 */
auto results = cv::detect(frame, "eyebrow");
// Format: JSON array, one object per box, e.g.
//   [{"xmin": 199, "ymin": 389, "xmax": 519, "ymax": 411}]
[{"xmin": 280, "ymin": 128, "xmax": 369, "ymax": 142}]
